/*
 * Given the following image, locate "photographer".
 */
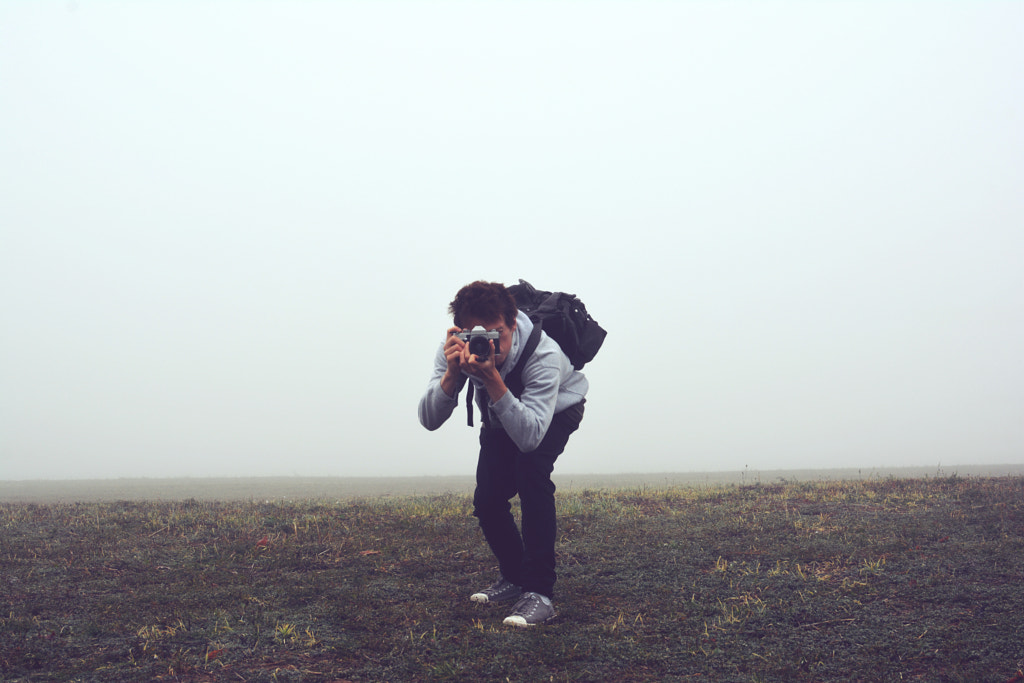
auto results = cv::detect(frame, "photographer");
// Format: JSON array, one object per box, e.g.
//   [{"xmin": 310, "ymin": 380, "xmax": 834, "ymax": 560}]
[{"xmin": 418, "ymin": 280, "xmax": 588, "ymax": 626}]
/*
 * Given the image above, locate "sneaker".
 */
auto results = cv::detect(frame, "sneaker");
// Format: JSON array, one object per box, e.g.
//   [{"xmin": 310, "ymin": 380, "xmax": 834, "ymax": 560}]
[
  {"xmin": 503, "ymin": 592, "xmax": 556, "ymax": 626},
  {"xmin": 469, "ymin": 577, "xmax": 522, "ymax": 604}
]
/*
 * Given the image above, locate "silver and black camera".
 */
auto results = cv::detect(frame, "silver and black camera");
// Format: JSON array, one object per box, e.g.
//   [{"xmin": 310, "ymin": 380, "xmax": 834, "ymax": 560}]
[{"xmin": 456, "ymin": 326, "xmax": 500, "ymax": 361}]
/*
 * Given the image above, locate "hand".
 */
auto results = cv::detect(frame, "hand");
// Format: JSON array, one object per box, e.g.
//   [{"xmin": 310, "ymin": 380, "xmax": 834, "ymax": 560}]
[
  {"xmin": 440, "ymin": 327, "xmax": 466, "ymax": 397},
  {"xmin": 443, "ymin": 327, "xmax": 466, "ymax": 375},
  {"xmin": 461, "ymin": 338, "xmax": 497, "ymax": 378},
  {"xmin": 462, "ymin": 339, "xmax": 507, "ymax": 401}
]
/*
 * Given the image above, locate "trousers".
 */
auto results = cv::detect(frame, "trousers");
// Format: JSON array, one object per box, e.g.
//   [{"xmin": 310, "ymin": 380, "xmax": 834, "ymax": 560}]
[{"xmin": 472, "ymin": 400, "xmax": 585, "ymax": 599}]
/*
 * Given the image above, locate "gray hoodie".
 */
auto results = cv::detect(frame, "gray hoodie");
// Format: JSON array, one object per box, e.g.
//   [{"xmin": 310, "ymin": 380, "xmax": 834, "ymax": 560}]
[{"xmin": 418, "ymin": 311, "xmax": 588, "ymax": 452}]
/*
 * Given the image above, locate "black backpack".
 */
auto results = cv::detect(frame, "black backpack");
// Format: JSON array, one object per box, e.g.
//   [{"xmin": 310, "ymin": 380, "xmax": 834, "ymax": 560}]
[
  {"xmin": 465, "ymin": 279, "xmax": 606, "ymax": 426},
  {"xmin": 507, "ymin": 279, "xmax": 606, "ymax": 371}
]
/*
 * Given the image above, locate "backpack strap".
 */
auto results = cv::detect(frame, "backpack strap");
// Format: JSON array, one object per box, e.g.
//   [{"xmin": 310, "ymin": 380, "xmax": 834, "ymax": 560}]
[
  {"xmin": 504, "ymin": 319, "xmax": 542, "ymax": 400},
  {"xmin": 465, "ymin": 320, "xmax": 542, "ymax": 428}
]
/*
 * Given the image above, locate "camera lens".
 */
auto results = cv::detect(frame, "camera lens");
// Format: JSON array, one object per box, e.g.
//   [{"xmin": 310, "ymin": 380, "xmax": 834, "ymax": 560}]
[{"xmin": 468, "ymin": 336, "xmax": 491, "ymax": 358}]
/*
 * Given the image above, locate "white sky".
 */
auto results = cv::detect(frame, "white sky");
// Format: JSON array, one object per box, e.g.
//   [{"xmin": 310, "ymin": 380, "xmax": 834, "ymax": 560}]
[{"xmin": 1, "ymin": 2, "xmax": 1022, "ymax": 480}]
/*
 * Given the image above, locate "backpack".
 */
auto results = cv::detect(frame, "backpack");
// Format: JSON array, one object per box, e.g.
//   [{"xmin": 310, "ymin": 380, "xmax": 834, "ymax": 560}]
[
  {"xmin": 465, "ymin": 279, "xmax": 606, "ymax": 427},
  {"xmin": 507, "ymin": 279, "xmax": 606, "ymax": 371}
]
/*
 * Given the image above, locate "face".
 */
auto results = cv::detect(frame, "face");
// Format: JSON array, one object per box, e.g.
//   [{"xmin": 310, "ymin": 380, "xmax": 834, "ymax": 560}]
[{"xmin": 461, "ymin": 316, "xmax": 517, "ymax": 367}]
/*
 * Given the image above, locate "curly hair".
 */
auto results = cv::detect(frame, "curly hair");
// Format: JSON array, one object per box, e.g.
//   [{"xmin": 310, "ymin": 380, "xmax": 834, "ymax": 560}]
[{"xmin": 449, "ymin": 281, "xmax": 518, "ymax": 329}]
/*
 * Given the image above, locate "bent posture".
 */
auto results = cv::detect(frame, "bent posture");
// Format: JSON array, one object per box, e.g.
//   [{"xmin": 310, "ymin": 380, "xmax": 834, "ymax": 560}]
[{"xmin": 418, "ymin": 281, "xmax": 588, "ymax": 626}]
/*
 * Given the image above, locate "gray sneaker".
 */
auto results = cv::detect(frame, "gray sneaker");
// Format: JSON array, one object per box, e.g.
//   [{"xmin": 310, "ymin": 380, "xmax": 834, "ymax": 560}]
[
  {"xmin": 470, "ymin": 577, "xmax": 522, "ymax": 604},
  {"xmin": 503, "ymin": 592, "xmax": 556, "ymax": 626}
]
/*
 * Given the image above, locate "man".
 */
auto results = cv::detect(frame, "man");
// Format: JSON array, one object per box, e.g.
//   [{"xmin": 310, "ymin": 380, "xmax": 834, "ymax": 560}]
[{"xmin": 418, "ymin": 280, "xmax": 588, "ymax": 626}]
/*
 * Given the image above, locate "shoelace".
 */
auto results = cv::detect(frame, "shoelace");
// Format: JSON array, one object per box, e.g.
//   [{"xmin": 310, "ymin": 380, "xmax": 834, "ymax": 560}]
[
  {"xmin": 489, "ymin": 580, "xmax": 514, "ymax": 596},
  {"xmin": 509, "ymin": 593, "xmax": 537, "ymax": 616}
]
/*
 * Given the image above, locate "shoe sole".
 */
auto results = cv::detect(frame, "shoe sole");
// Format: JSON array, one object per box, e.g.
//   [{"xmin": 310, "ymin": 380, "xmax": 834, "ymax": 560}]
[
  {"xmin": 503, "ymin": 613, "xmax": 556, "ymax": 627},
  {"xmin": 470, "ymin": 591, "xmax": 522, "ymax": 604}
]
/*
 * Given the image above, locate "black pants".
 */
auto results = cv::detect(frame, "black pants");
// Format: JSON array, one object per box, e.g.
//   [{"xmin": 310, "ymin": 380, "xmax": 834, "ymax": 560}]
[{"xmin": 472, "ymin": 401, "xmax": 584, "ymax": 599}]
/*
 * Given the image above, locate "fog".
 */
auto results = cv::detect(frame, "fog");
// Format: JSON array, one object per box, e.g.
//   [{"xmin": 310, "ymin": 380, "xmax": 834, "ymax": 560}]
[{"xmin": 2, "ymin": 2, "xmax": 1021, "ymax": 481}]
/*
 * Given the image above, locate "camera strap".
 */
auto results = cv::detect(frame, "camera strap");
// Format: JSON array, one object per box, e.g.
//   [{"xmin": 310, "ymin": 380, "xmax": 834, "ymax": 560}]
[
  {"xmin": 465, "ymin": 381, "xmax": 478, "ymax": 427},
  {"xmin": 464, "ymin": 381, "xmax": 499, "ymax": 428}
]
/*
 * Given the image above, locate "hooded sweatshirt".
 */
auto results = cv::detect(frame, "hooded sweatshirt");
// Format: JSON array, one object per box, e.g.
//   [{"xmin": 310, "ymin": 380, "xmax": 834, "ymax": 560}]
[{"xmin": 418, "ymin": 311, "xmax": 588, "ymax": 452}]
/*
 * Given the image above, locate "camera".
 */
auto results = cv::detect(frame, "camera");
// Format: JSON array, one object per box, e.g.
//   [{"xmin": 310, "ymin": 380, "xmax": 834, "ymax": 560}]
[{"xmin": 456, "ymin": 326, "xmax": 500, "ymax": 361}]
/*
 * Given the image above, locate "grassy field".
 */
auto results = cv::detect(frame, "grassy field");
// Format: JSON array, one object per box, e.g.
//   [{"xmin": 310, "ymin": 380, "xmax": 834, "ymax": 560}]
[
  {"xmin": 4, "ymin": 465, "xmax": 1023, "ymax": 503},
  {"xmin": 2, "ymin": 475, "xmax": 1022, "ymax": 682}
]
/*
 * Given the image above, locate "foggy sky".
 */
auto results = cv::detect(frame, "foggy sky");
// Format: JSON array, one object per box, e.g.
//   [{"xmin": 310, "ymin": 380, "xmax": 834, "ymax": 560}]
[{"xmin": 2, "ymin": 2, "xmax": 1022, "ymax": 480}]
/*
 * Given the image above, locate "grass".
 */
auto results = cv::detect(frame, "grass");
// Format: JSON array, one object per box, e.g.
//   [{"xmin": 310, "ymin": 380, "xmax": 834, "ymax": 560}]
[{"xmin": 1, "ymin": 475, "xmax": 1023, "ymax": 682}]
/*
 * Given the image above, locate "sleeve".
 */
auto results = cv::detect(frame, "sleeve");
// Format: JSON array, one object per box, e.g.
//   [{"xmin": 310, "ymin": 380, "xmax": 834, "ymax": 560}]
[
  {"xmin": 417, "ymin": 342, "xmax": 462, "ymax": 430},
  {"xmin": 489, "ymin": 345, "xmax": 563, "ymax": 452}
]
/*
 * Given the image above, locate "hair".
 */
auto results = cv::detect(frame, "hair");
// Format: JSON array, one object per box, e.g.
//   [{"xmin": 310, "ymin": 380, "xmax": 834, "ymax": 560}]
[{"xmin": 449, "ymin": 281, "xmax": 518, "ymax": 329}]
